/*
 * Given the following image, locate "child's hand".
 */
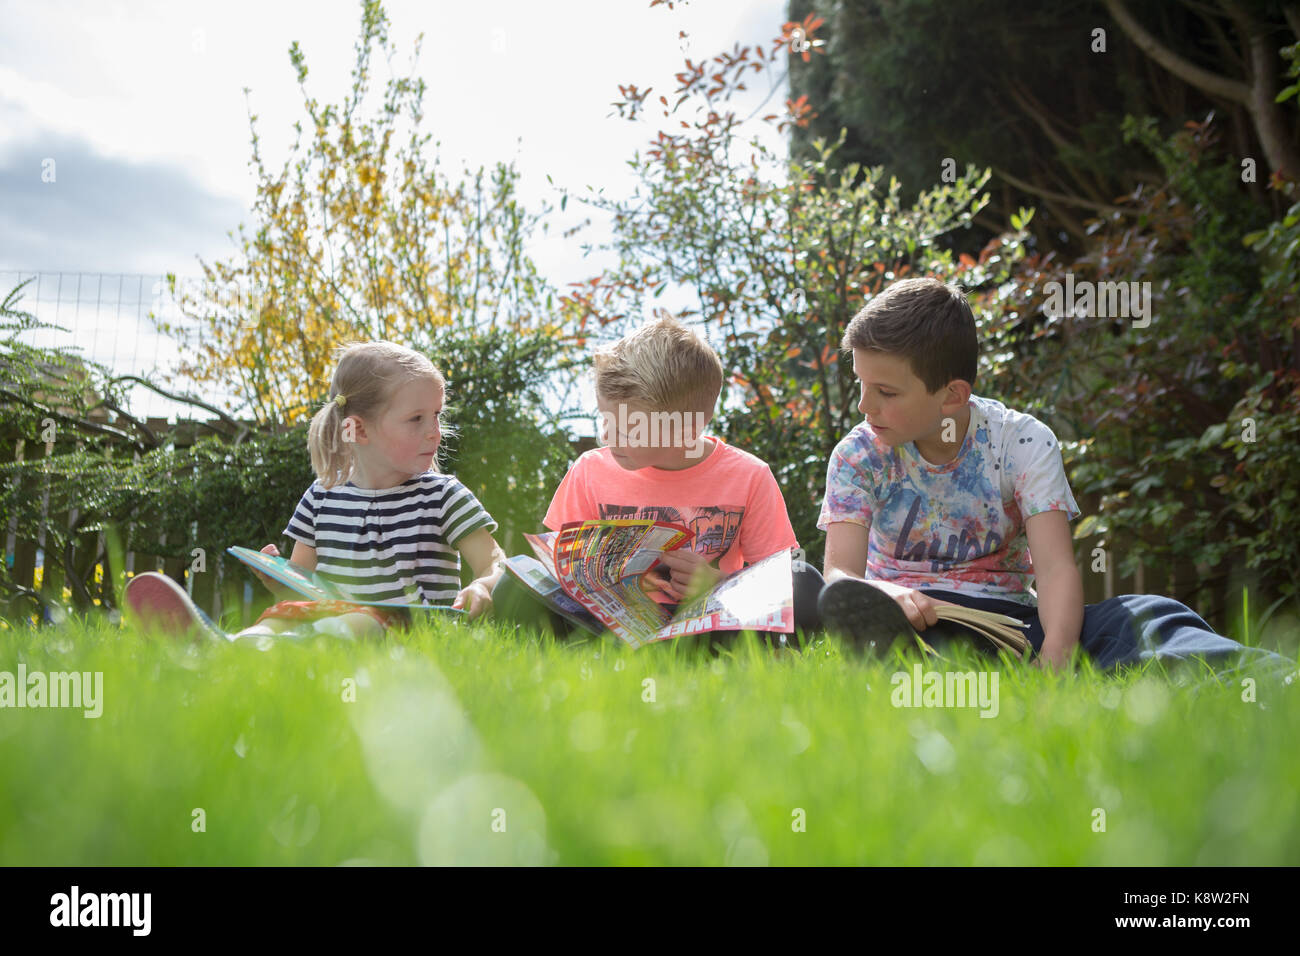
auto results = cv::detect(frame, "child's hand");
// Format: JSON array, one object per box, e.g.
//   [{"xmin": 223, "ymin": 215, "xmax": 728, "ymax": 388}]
[
  {"xmin": 1031, "ymin": 641, "xmax": 1073, "ymax": 672},
  {"xmin": 651, "ymin": 549, "xmax": 722, "ymax": 603},
  {"xmin": 869, "ymin": 579, "xmax": 950, "ymax": 631},
  {"xmin": 453, "ymin": 581, "xmax": 493, "ymax": 619},
  {"xmin": 253, "ymin": 543, "xmax": 285, "ymax": 595}
]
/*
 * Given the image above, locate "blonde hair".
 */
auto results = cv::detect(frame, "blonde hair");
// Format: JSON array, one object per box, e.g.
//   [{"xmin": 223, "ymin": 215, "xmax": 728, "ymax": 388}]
[
  {"xmin": 307, "ymin": 341, "xmax": 449, "ymax": 488},
  {"xmin": 593, "ymin": 316, "xmax": 723, "ymax": 412}
]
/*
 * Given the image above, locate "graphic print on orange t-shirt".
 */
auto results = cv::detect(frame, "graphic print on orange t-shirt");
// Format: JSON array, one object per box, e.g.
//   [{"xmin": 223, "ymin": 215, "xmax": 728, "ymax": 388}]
[{"xmin": 598, "ymin": 504, "xmax": 745, "ymax": 563}]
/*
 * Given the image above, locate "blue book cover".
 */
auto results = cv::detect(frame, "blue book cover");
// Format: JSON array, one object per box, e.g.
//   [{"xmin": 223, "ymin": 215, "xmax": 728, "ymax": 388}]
[{"xmin": 226, "ymin": 546, "xmax": 466, "ymax": 615}]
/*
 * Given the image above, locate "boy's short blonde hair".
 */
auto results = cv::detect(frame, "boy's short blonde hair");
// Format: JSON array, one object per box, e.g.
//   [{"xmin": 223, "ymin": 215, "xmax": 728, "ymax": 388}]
[{"xmin": 594, "ymin": 316, "xmax": 723, "ymax": 412}]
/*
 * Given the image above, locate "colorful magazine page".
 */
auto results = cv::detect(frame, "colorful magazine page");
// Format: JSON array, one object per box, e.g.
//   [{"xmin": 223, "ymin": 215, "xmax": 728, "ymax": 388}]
[
  {"xmin": 551, "ymin": 520, "xmax": 694, "ymax": 648},
  {"xmin": 225, "ymin": 546, "xmax": 466, "ymax": 615},
  {"xmin": 523, "ymin": 521, "xmax": 796, "ymax": 648}
]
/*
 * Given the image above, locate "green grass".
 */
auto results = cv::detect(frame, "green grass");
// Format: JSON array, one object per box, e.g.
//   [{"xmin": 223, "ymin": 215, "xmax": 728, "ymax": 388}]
[{"xmin": 0, "ymin": 610, "xmax": 1297, "ymax": 865}]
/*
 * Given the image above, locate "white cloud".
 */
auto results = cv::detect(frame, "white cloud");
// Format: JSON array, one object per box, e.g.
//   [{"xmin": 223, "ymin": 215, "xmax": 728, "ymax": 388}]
[{"xmin": 0, "ymin": 0, "xmax": 790, "ymax": 296}]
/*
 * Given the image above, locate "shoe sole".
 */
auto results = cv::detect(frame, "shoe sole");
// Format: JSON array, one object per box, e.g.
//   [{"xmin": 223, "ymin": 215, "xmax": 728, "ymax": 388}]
[
  {"xmin": 124, "ymin": 572, "xmax": 224, "ymax": 643},
  {"xmin": 818, "ymin": 578, "xmax": 918, "ymax": 654}
]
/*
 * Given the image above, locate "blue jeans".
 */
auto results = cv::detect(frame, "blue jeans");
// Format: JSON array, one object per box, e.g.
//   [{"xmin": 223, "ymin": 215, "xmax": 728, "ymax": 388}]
[{"xmin": 917, "ymin": 589, "xmax": 1296, "ymax": 680}]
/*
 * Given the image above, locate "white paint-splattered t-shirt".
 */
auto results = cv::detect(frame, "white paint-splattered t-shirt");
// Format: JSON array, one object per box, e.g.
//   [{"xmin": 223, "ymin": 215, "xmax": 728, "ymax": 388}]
[{"xmin": 817, "ymin": 395, "xmax": 1079, "ymax": 606}]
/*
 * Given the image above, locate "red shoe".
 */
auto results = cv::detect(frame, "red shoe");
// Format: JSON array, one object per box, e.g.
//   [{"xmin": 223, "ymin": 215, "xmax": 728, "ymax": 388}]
[{"xmin": 124, "ymin": 572, "xmax": 227, "ymax": 642}]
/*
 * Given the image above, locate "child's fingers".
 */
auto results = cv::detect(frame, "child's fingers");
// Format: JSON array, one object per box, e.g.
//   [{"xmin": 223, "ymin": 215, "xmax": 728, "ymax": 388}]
[
  {"xmin": 679, "ymin": 569, "xmax": 710, "ymax": 601},
  {"xmin": 654, "ymin": 570, "xmax": 686, "ymax": 597},
  {"xmin": 913, "ymin": 593, "xmax": 942, "ymax": 628},
  {"xmin": 896, "ymin": 594, "xmax": 929, "ymax": 631},
  {"xmin": 641, "ymin": 567, "xmax": 680, "ymax": 602},
  {"xmin": 454, "ymin": 584, "xmax": 491, "ymax": 619},
  {"xmin": 643, "ymin": 566, "xmax": 670, "ymax": 588},
  {"xmin": 253, "ymin": 544, "xmax": 281, "ymax": 592},
  {"xmin": 656, "ymin": 549, "xmax": 703, "ymax": 573},
  {"xmin": 652, "ymin": 572, "xmax": 683, "ymax": 600}
]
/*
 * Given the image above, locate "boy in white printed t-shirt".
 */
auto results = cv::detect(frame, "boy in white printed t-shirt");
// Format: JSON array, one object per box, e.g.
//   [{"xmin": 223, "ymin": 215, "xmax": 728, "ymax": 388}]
[{"xmin": 817, "ymin": 276, "xmax": 1289, "ymax": 676}]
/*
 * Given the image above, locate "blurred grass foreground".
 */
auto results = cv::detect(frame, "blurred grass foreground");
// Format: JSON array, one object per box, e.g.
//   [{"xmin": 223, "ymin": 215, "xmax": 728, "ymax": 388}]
[{"xmin": 0, "ymin": 613, "xmax": 1297, "ymax": 866}]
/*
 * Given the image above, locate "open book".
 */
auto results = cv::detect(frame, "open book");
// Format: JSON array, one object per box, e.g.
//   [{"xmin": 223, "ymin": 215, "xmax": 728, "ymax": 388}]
[
  {"xmin": 226, "ymin": 546, "xmax": 466, "ymax": 615},
  {"xmin": 917, "ymin": 603, "xmax": 1032, "ymax": 658},
  {"xmin": 506, "ymin": 520, "xmax": 794, "ymax": 648}
]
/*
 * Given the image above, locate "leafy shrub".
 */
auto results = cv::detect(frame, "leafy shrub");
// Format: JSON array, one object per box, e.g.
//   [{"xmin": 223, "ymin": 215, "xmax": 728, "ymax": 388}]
[{"xmin": 977, "ymin": 115, "xmax": 1300, "ymax": 604}]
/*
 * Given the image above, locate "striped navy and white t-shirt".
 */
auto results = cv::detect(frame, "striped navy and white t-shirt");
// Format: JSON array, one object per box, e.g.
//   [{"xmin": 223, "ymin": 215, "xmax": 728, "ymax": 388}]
[{"xmin": 282, "ymin": 472, "xmax": 497, "ymax": 605}]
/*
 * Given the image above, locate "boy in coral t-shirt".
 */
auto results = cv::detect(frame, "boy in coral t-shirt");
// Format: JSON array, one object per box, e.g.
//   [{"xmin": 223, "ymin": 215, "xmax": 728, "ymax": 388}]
[{"xmin": 493, "ymin": 316, "xmax": 823, "ymax": 638}]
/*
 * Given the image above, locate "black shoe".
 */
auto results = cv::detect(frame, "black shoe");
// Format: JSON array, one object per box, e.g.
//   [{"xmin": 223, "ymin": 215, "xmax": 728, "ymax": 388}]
[{"xmin": 817, "ymin": 578, "xmax": 917, "ymax": 654}]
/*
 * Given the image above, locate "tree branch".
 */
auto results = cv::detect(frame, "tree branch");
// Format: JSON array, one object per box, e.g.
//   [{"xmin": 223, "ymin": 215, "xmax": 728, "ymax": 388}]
[
  {"xmin": 1285, "ymin": 4, "xmax": 1300, "ymax": 41},
  {"xmin": 1001, "ymin": 81, "xmax": 1115, "ymax": 207},
  {"xmin": 992, "ymin": 167, "xmax": 1134, "ymax": 216},
  {"xmin": 1103, "ymin": 0, "xmax": 1251, "ymax": 104},
  {"xmin": 1219, "ymin": 0, "xmax": 1300, "ymax": 180},
  {"xmin": 87, "ymin": 400, "xmax": 160, "ymax": 447},
  {"xmin": 0, "ymin": 387, "xmax": 148, "ymax": 452},
  {"xmin": 107, "ymin": 375, "xmax": 250, "ymax": 442},
  {"xmin": 1039, "ymin": 195, "xmax": 1089, "ymax": 243}
]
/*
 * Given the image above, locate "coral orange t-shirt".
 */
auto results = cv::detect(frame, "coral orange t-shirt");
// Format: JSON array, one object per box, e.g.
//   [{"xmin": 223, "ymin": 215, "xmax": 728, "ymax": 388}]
[{"xmin": 543, "ymin": 437, "xmax": 798, "ymax": 575}]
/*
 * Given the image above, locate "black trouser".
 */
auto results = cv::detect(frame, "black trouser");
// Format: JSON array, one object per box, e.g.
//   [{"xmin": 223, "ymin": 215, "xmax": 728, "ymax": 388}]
[{"xmin": 491, "ymin": 560, "xmax": 825, "ymax": 642}]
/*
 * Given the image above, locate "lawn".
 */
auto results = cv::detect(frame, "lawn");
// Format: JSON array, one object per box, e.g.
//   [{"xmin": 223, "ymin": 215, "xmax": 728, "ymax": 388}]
[{"xmin": 0, "ymin": 610, "xmax": 1297, "ymax": 865}]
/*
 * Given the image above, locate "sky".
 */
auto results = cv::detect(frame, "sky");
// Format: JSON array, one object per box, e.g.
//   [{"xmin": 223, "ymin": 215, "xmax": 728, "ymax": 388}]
[{"xmin": 0, "ymin": 0, "xmax": 791, "ymax": 416}]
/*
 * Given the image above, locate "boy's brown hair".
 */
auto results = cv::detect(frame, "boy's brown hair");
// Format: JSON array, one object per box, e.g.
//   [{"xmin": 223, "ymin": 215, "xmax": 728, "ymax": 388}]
[
  {"xmin": 594, "ymin": 315, "xmax": 724, "ymax": 412},
  {"xmin": 842, "ymin": 277, "xmax": 978, "ymax": 393}
]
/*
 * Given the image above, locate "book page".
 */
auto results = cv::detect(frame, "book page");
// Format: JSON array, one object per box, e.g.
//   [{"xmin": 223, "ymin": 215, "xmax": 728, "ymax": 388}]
[
  {"xmin": 226, "ymin": 546, "xmax": 338, "ymax": 601},
  {"xmin": 935, "ymin": 604, "xmax": 1029, "ymax": 628},
  {"xmin": 933, "ymin": 605, "xmax": 1030, "ymax": 653},
  {"xmin": 225, "ymin": 546, "xmax": 465, "ymax": 615},
  {"xmin": 928, "ymin": 605, "xmax": 1029, "ymax": 655}
]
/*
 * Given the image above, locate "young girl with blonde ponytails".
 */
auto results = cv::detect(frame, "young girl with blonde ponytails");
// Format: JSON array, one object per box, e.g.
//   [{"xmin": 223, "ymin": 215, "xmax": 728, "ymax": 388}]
[{"xmin": 126, "ymin": 342, "xmax": 505, "ymax": 641}]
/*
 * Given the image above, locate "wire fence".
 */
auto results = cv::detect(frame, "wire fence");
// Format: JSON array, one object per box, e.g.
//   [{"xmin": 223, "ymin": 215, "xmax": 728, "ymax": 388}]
[
  {"xmin": 0, "ymin": 269, "xmax": 252, "ymax": 420},
  {"xmin": 1, "ymin": 270, "xmax": 265, "ymax": 623}
]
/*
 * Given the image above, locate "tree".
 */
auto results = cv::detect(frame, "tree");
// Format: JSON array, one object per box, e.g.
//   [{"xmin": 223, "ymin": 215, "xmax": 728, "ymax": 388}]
[
  {"xmin": 786, "ymin": 0, "xmax": 1300, "ymax": 249},
  {"xmin": 978, "ymin": 113, "xmax": 1300, "ymax": 610},
  {"xmin": 566, "ymin": 4, "xmax": 1030, "ymax": 561},
  {"xmin": 158, "ymin": 0, "xmax": 579, "ymax": 426},
  {"xmin": 1103, "ymin": 0, "xmax": 1300, "ymax": 182}
]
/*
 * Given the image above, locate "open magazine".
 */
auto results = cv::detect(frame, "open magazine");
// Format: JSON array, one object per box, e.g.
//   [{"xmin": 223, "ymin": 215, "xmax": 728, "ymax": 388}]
[
  {"xmin": 225, "ymin": 546, "xmax": 466, "ymax": 615},
  {"xmin": 506, "ymin": 519, "xmax": 794, "ymax": 648}
]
